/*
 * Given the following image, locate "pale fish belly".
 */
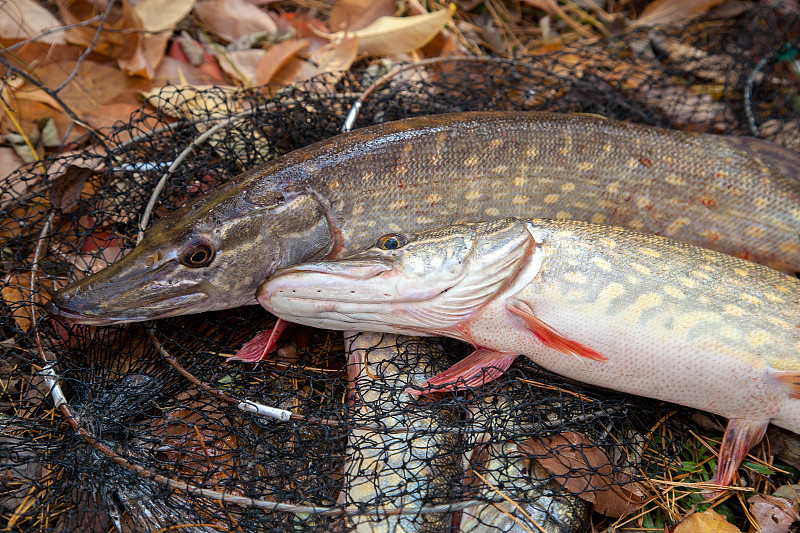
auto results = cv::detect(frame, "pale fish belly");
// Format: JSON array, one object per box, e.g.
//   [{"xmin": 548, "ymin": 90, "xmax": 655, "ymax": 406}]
[{"xmin": 463, "ymin": 295, "xmax": 800, "ymax": 432}]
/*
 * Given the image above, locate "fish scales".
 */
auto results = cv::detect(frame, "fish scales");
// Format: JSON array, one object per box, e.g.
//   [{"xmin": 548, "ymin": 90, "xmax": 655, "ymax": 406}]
[
  {"xmin": 48, "ymin": 112, "xmax": 800, "ymax": 323},
  {"xmin": 257, "ymin": 217, "xmax": 800, "ymax": 488}
]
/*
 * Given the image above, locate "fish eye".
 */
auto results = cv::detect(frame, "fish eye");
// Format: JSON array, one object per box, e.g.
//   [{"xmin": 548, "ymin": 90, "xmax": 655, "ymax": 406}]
[
  {"xmin": 181, "ymin": 241, "xmax": 215, "ymax": 268},
  {"xmin": 377, "ymin": 233, "xmax": 407, "ymax": 250}
]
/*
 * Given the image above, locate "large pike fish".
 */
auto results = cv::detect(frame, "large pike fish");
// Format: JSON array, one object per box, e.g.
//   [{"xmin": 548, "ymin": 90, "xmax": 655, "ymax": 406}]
[
  {"xmin": 47, "ymin": 112, "xmax": 800, "ymax": 332},
  {"xmin": 257, "ymin": 217, "xmax": 800, "ymax": 489}
]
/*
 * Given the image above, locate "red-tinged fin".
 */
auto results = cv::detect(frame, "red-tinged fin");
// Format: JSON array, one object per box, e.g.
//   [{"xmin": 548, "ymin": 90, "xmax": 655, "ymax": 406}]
[
  {"xmin": 228, "ymin": 319, "xmax": 288, "ymax": 362},
  {"xmin": 405, "ymin": 348, "xmax": 518, "ymax": 396},
  {"xmin": 707, "ymin": 418, "xmax": 769, "ymax": 498},
  {"xmin": 774, "ymin": 371, "xmax": 800, "ymax": 399},
  {"xmin": 505, "ymin": 299, "xmax": 607, "ymax": 362}
]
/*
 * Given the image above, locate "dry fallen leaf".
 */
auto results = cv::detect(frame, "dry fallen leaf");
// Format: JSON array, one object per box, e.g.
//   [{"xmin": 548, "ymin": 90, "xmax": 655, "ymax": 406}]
[
  {"xmin": 0, "ymin": 0, "xmax": 66, "ymax": 44},
  {"xmin": 518, "ymin": 431, "xmax": 643, "ymax": 517},
  {"xmin": 118, "ymin": 30, "xmax": 171, "ymax": 79},
  {"xmin": 0, "ymin": 147, "xmax": 24, "ymax": 183},
  {"xmin": 674, "ymin": 509, "xmax": 742, "ymax": 533},
  {"xmin": 194, "ymin": 0, "xmax": 278, "ymax": 43},
  {"xmin": 318, "ymin": 3, "xmax": 455, "ymax": 56},
  {"xmin": 219, "ymin": 49, "xmax": 267, "ymax": 86},
  {"xmin": 632, "ymin": 0, "xmax": 726, "ymax": 28},
  {"xmin": 57, "ymin": 0, "xmax": 139, "ymax": 63},
  {"xmin": 329, "ymin": 0, "xmax": 395, "ymax": 32},
  {"xmin": 50, "ymin": 165, "xmax": 93, "ymax": 212},
  {"xmin": 256, "ymin": 39, "xmax": 311, "ymax": 85},
  {"xmin": 748, "ymin": 494, "xmax": 800, "ymax": 533},
  {"xmin": 132, "ymin": 0, "xmax": 196, "ymax": 33},
  {"xmin": 309, "ymin": 36, "xmax": 358, "ymax": 79}
]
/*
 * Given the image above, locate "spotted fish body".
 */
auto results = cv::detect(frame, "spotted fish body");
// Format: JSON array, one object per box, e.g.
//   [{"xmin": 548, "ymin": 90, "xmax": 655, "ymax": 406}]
[
  {"xmin": 48, "ymin": 112, "xmax": 800, "ymax": 324},
  {"xmin": 257, "ymin": 218, "xmax": 800, "ymax": 487}
]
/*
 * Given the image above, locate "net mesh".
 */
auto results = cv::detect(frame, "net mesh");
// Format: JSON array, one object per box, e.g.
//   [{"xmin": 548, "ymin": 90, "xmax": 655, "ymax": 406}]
[{"xmin": 1, "ymin": 7, "xmax": 799, "ymax": 532}]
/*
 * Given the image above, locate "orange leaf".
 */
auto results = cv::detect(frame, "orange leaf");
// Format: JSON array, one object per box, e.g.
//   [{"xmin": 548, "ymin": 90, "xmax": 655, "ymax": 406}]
[
  {"xmin": 674, "ymin": 509, "xmax": 742, "ymax": 533},
  {"xmin": 329, "ymin": 0, "xmax": 395, "ymax": 32},
  {"xmin": 256, "ymin": 39, "xmax": 311, "ymax": 86}
]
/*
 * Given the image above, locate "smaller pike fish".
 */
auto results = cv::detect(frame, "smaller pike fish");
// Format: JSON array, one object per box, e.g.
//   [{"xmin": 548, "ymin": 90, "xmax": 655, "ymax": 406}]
[
  {"xmin": 258, "ymin": 218, "xmax": 800, "ymax": 490},
  {"xmin": 338, "ymin": 332, "xmax": 462, "ymax": 532}
]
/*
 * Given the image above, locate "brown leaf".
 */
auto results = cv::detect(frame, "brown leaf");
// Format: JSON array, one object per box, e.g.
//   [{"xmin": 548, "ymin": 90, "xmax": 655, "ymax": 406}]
[
  {"xmin": 22, "ymin": 59, "xmax": 152, "ymax": 122},
  {"xmin": 194, "ymin": 0, "xmax": 278, "ymax": 43},
  {"xmin": 632, "ymin": 0, "xmax": 726, "ymax": 28},
  {"xmin": 749, "ymin": 494, "xmax": 800, "ymax": 533},
  {"xmin": 519, "ymin": 432, "xmax": 613, "ymax": 500},
  {"xmin": 308, "ymin": 36, "xmax": 357, "ymax": 80},
  {"xmin": 118, "ymin": 30, "xmax": 171, "ymax": 79},
  {"xmin": 317, "ymin": 3, "xmax": 455, "ymax": 56},
  {"xmin": 219, "ymin": 49, "xmax": 266, "ymax": 86},
  {"xmin": 674, "ymin": 509, "xmax": 743, "ymax": 533},
  {"xmin": 256, "ymin": 39, "xmax": 311, "ymax": 85},
  {"xmin": 132, "ymin": 0, "xmax": 196, "ymax": 32},
  {"xmin": 592, "ymin": 479, "xmax": 643, "ymax": 517},
  {"xmin": 518, "ymin": 431, "xmax": 642, "ymax": 517},
  {"xmin": 329, "ymin": 0, "xmax": 395, "ymax": 32},
  {"xmin": 57, "ymin": 0, "xmax": 140, "ymax": 62},
  {"xmin": 270, "ymin": 57, "xmax": 323, "ymax": 87},
  {"xmin": 50, "ymin": 165, "xmax": 92, "ymax": 212},
  {"xmin": 0, "ymin": 0, "xmax": 66, "ymax": 44}
]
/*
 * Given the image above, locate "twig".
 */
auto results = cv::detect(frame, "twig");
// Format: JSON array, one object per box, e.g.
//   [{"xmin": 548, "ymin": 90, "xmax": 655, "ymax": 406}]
[
  {"xmin": 3, "ymin": 16, "xmax": 104, "ymax": 53},
  {"xmin": 56, "ymin": 0, "xmax": 118, "ymax": 93},
  {"xmin": 0, "ymin": 61, "xmax": 103, "ymax": 145}
]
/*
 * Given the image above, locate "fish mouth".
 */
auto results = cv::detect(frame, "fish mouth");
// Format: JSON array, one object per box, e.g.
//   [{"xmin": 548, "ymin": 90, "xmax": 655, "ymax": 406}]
[
  {"xmin": 46, "ymin": 292, "xmax": 210, "ymax": 325},
  {"xmin": 282, "ymin": 261, "xmax": 392, "ymax": 280},
  {"xmin": 259, "ymin": 259, "xmax": 453, "ymax": 305}
]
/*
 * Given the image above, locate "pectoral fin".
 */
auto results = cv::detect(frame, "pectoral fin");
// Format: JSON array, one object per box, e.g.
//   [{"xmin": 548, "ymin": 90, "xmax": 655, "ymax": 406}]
[
  {"xmin": 709, "ymin": 418, "xmax": 769, "ymax": 497},
  {"xmin": 228, "ymin": 319, "xmax": 288, "ymax": 362},
  {"xmin": 405, "ymin": 348, "xmax": 518, "ymax": 396},
  {"xmin": 506, "ymin": 299, "xmax": 607, "ymax": 362},
  {"xmin": 773, "ymin": 371, "xmax": 800, "ymax": 399}
]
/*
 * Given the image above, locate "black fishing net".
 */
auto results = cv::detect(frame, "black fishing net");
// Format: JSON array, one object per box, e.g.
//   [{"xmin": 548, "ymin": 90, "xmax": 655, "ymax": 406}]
[{"xmin": 2, "ymin": 6, "xmax": 799, "ymax": 532}]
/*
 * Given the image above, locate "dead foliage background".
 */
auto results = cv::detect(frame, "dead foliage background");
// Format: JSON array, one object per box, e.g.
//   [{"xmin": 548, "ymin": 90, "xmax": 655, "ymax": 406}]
[{"xmin": 1, "ymin": 0, "xmax": 800, "ymax": 532}]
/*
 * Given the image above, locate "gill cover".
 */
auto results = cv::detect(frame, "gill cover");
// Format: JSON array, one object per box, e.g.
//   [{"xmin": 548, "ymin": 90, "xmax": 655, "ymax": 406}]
[{"xmin": 47, "ymin": 183, "xmax": 337, "ymax": 325}]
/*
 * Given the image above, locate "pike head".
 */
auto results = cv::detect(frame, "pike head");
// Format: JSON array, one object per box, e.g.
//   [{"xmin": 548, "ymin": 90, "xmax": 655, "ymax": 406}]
[
  {"xmin": 258, "ymin": 218, "xmax": 543, "ymax": 338},
  {"xmin": 48, "ymin": 178, "xmax": 338, "ymax": 325}
]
